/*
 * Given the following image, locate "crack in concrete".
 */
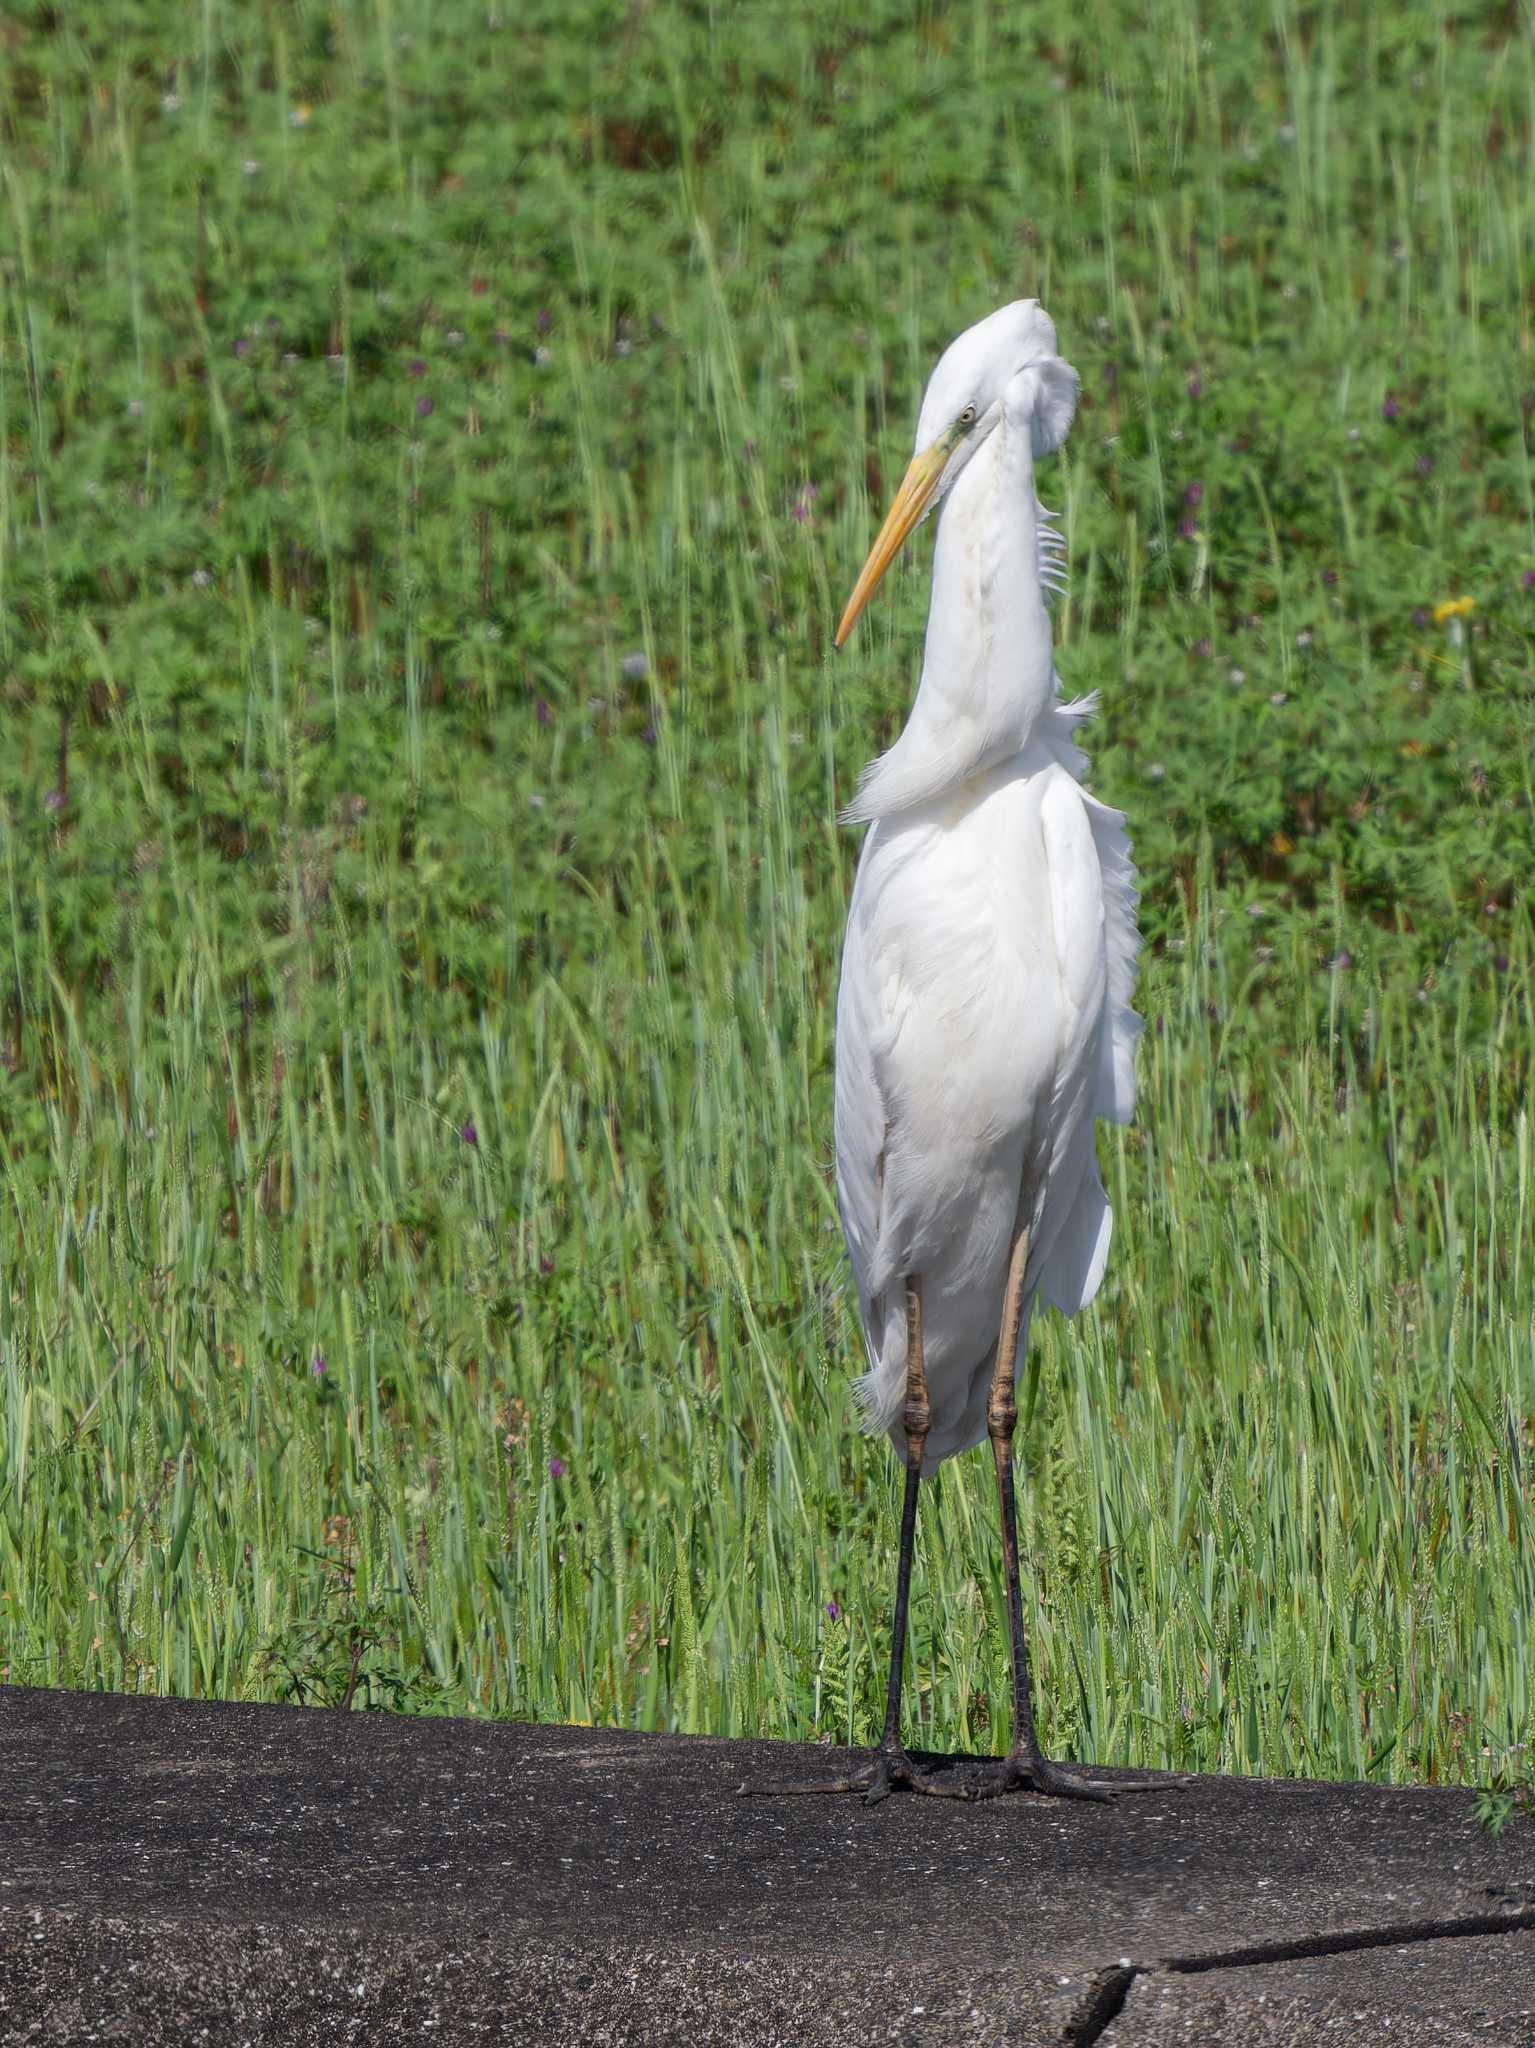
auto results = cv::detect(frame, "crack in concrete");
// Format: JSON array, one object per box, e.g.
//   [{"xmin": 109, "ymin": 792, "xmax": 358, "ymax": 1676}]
[{"xmin": 1062, "ymin": 1904, "xmax": 1535, "ymax": 2044}]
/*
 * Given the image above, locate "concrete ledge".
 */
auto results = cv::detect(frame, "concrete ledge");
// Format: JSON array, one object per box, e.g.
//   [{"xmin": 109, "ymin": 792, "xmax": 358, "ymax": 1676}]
[{"xmin": 3, "ymin": 1686, "xmax": 1534, "ymax": 2044}]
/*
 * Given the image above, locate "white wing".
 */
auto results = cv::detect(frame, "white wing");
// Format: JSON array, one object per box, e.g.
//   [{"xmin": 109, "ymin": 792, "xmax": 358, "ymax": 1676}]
[
  {"xmin": 832, "ymin": 833, "xmax": 893, "ymax": 1367},
  {"xmin": 832, "ymin": 720, "xmax": 1141, "ymax": 1466},
  {"xmin": 1030, "ymin": 708, "xmax": 1142, "ymax": 1315}
]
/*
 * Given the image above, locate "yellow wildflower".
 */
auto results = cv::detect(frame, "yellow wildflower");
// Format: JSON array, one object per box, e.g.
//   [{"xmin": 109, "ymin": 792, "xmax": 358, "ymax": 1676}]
[{"xmin": 1432, "ymin": 596, "xmax": 1475, "ymax": 623}]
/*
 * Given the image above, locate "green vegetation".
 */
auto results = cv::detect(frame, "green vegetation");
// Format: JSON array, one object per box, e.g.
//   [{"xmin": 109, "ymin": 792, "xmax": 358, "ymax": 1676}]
[{"xmin": 3, "ymin": 0, "xmax": 1534, "ymax": 1789}]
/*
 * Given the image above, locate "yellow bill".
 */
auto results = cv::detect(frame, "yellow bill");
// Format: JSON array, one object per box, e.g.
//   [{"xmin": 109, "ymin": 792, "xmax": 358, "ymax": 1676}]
[{"xmin": 834, "ymin": 435, "xmax": 954, "ymax": 648}]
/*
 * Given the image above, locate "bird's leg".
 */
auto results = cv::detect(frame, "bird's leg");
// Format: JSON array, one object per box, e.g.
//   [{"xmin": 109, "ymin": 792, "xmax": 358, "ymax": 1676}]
[
  {"xmin": 861, "ymin": 1276, "xmax": 940, "ymax": 1789},
  {"xmin": 946, "ymin": 1229, "xmax": 1173, "ymax": 1803},
  {"xmin": 739, "ymin": 1277, "xmax": 962, "ymax": 1804},
  {"xmin": 968, "ymin": 1229, "xmax": 1108, "ymax": 1801}
]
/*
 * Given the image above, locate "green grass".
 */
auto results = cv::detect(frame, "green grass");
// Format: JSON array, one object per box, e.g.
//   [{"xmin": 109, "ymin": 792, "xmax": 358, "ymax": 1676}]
[{"xmin": 3, "ymin": 0, "xmax": 1535, "ymax": 1788}]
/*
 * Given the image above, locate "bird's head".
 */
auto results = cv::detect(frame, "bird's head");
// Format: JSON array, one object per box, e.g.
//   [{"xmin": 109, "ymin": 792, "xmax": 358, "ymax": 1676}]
[{"xmin": 835, "ymin": 299, "xmax": 1078, "ymax": 648}]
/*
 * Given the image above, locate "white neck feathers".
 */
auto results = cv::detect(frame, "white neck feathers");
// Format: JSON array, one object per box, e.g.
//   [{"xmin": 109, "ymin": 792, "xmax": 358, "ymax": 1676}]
[{"xmin": 843, "ymin": 387, "xmax": 1064, "ymax": 825}]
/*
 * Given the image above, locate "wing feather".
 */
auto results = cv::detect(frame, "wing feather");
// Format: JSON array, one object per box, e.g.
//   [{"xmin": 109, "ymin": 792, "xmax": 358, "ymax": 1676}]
[
  {"xmin": 1027, "ymin": 762, "xmax": 1129, "ymax": 1315},
  {"xmin": 833, "ymin": 713, "xmax": 1142, "ymax": 1451},
  {"xmin": 1042, "ymin": 696, "xmax": 1142, "ymax": 1122},
  {"xmin": 833, "ymin": 835, "xmax": 894, "ymax": 1371}
]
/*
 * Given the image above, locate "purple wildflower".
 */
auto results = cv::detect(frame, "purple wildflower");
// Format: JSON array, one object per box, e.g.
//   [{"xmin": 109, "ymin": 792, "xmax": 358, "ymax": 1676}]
[
  {"xmin": 311, "ymin": 1352, "xmax": 327, "ymax": 1378},
  {"xmin": 1523, "ymin": 569, "xmax": 1535, "ymax": 590},
  {"xmin": 641, "ymin": 721, "xmax": 657, "ymax": 745},
  {"xmin": 536, "ymin": 308, "xmax": 553, "ymax": 335},
  {"xmin": 1382, "ymin": 395, "xmax": 1400, "ymax": 420},
  {"xmin": 548, "ymin": 1457, "xmax": 565, "ymax": 1480},
  {"xmin": 409, "ymin": 357, "xmax": 427, "ymax": 377},
  {"xmin": 1416, "ymin": 453, "xmax": 1433, "ymax": 478},
  {"xmin": 539, "ymin": 1256, "xmax": 555, "ymax": 1276},
  {"xmin": 1183, "ymin": 480, "xmax": 1204, "ymax": 508},
  {"xmin": 1186, "ymin": 372, "xmax": 1202, "ymax": 399},
  {"xmin": 1412, "ymin": 606, "xmax": 1430, "ymax": 628},
  {"xmin": 1323, "ymin": 568, "xmax": 1338, "ymax": 586},
  {"xmin": 234, "ymin": 336, "xmax": 250, "ymax": 358},
  {"xmin": 1178, "ymin": 517, "xmax": 1197, "ymax": 540},
  {"xmin": 460, "ymin": 1120, "xmax": 477, "ymax": 1146},
  {"xmin": 792, "ymin": 482, "xmax": 818, "ymax": 525},
  {"xmin": 43, "ymin": 788, "xmax": 65, "ymax": 814},
  {"xmin": 535, "ymin": 699, "xmax": 553, "ymax": 726},
  {"xmin": 415, "ymin": 394, "xmax": 434, "ymax": 419},
  {"xmin": 825, "ymin": 1600, "xmax": 840, "ymax": 1621},
  {"xmin": 1194, "ymin": 637, "xmax": 1212, "ymax": 658}
]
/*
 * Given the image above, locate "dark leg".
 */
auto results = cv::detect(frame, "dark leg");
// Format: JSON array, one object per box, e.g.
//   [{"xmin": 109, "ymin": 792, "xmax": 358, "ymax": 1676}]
[
  {"xmin": 740, "ymin": 1277, "xmax": 962, "ymax": 1804},
  {"xmin": 978, "ymin": 1229, "xmax": 1111, "ymax": 1799},
  {"xmin": 881, "ymin": 1274, "xmax": 930, "ymax": 1754},
  {"xmin": 956, "ymin": 1229, "xmax": 1173, "ymax": 1802}
]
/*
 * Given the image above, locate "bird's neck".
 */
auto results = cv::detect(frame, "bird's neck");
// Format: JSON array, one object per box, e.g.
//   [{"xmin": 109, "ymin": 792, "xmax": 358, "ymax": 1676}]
[{"xmin": 843, "ymin": 405, "xmax": 1058, "ymax": 824}]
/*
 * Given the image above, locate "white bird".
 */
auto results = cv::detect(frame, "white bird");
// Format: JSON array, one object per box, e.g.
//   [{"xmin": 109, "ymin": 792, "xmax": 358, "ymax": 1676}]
[{"xmin": 766, "ymin": 301, "xmax": 1149, "ymax": 1806}]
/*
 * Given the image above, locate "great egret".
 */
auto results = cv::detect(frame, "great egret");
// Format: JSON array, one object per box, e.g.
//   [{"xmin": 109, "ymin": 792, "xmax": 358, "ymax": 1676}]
[{"xmin": 769, "ymin": 301, "xmax": 1146, "ymax": 1804}]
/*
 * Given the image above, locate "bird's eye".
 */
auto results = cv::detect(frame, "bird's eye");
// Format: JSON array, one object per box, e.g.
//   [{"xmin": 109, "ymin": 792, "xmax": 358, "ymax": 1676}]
[{"xmin": 958, "ymin": 404, "xmax": 977, "ymax": 428}]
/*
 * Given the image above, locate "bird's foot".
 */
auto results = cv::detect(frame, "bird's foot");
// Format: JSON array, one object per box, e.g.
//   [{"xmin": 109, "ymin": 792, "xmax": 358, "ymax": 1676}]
[
  {"xmin": 738, "ymin": 1742, "xmax": 966, "ymax": 1807},
  {"xmin": 945, "ymin": 1752, "xmax": 1113, "ymax": 1802},
  {"xmin": 937, "ymin": 1752, "xmax": 1188, "ymax": 1802}
]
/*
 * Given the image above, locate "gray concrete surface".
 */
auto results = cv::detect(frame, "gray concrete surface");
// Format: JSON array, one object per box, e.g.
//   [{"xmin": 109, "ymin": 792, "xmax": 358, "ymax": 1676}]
[{"xmin": 2, "ymin": 1684, "xmax": 1534, "ymax": 2044}]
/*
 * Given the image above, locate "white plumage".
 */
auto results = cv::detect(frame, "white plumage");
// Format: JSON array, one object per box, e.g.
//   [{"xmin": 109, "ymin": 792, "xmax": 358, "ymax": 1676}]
[
  {"xmin": 747, "ymin": 299, "xmax": 1159, "ymax": 1803},
  {"xmin": 833, "ymin": 300, "xmax": 1141, "ymax": 1475}
]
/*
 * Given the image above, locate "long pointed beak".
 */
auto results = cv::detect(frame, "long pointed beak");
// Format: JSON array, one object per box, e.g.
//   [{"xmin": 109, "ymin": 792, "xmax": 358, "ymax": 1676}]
[{"xmin": 834, "ymin": 436, "xmax": 952, "ymax": 648}]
